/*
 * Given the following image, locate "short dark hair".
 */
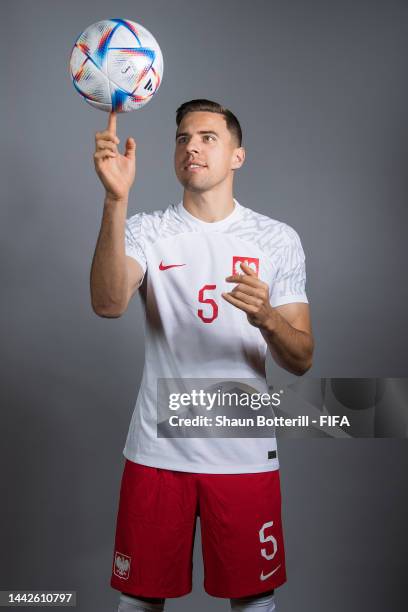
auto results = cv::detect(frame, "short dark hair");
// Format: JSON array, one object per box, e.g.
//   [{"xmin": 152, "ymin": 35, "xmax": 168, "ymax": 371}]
[{"xmin": 176, "ymin": 99, "xmax": 242, "ymax": 147}]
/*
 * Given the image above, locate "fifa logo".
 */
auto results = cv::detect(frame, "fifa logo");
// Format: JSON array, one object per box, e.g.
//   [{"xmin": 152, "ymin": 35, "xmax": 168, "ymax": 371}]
[{"xmin": 232, "ymin": 256, "xmax": 259, "ymax": 276}]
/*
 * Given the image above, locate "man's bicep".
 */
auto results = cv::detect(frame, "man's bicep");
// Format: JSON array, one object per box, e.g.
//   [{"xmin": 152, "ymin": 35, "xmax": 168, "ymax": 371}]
[
  {"xmin": 126, "ymin": 255, "xmax": 145, "ymax": 302},
  {"xmin": 275, "ymin": 302, "xmax": 312, "ymax": 335}
]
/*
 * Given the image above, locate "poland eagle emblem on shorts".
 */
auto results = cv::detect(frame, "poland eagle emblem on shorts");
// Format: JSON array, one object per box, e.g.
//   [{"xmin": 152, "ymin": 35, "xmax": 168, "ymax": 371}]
[{"xmin": 114, "ymin": 551, "xmax": 131, "ymax": 580}]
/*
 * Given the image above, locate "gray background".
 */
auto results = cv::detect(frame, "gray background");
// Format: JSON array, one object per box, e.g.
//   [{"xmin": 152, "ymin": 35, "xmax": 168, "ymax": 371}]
[{"xmin": 1, "ymin": 0, "xmax": 407, "ymax": 610}]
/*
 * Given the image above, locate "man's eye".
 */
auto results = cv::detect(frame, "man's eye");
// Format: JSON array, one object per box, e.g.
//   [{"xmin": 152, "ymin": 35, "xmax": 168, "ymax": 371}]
[
  {"xmin": 177, "ymin": 137, "xmax": 186, "ymax": 144},
  {"xmin": 204, "ymin": 135, "xmax": 215, "ymax": 141}
]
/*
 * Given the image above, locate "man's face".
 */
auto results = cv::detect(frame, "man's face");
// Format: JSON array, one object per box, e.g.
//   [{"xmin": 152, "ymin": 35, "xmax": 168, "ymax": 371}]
[{"xmin": 174, "ymin": 111, "xmax": 244, "ymax": 193}]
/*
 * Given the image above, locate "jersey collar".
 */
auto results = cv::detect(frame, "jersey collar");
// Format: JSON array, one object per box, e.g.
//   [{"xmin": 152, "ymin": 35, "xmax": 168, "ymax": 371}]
[{"xmin": 177, "ymin": 198, "xmax": 243, "ymax": 230}]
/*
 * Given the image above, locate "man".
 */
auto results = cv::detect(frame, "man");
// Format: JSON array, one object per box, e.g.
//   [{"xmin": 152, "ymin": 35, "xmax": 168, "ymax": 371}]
[{"xmin": 90, "ymin": 99, "xmax": 314, "ymax": 612}]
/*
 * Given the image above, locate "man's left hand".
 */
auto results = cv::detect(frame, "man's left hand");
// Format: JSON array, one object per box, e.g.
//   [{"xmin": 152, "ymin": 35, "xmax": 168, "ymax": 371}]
[{"xmin": 222, "ymin": 261, "xmax": 276, "ymax": 330}]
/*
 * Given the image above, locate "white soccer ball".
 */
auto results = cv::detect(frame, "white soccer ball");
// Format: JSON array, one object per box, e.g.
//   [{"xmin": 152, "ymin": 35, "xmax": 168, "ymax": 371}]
[{"xmin": 69, "ymin": 18, "xmax": 164, "ymax": 113}]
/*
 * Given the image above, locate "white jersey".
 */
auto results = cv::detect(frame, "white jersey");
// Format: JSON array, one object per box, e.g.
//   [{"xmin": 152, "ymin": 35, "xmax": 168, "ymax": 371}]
[{"xmin": 123, "ymin": 199, "xmax": 308, "ymax": 473}]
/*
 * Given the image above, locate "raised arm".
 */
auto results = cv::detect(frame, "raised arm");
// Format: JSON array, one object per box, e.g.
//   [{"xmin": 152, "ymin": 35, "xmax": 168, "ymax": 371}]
[{"xmin": 90, "ymin": 112, "xmax": 144, "ymax": 318}]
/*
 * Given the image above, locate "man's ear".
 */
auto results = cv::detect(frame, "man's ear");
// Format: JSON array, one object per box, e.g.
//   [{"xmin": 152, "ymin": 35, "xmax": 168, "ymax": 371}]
[{"xmin": 231, "ymin": 146, "xmax": 246, "ymax": 170}]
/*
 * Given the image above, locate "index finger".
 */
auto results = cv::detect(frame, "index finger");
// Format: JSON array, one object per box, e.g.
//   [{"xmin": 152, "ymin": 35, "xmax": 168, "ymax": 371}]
[
  {"xmin": 107, "ymin": 111, "xmax": 117, "ymax": 135},
  {"xmin": 225, "ymin": 274, "xmax": 259, "ymax": 286}
]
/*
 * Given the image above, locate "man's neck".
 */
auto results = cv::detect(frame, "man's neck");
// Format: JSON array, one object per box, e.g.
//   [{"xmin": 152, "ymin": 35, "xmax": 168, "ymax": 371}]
[{"xmin": 182, "ymin": 188, "xmax": 235, "ymax": 223}]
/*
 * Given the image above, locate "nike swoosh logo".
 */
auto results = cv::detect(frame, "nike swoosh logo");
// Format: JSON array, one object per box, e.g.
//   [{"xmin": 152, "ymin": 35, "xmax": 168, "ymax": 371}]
[
  {"xmin": 159, "ymin": 261, "xmax": 186, "ymax": 271},
  {"xmin": 260, "ymin": 564, "xmax": 281, "ymax": 581}
]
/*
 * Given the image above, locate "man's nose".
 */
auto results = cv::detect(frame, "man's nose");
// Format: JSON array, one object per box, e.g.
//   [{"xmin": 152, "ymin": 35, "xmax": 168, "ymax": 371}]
[{"xmin": 186, "ymin": 137, "xmax": 201, "ymax": 154}]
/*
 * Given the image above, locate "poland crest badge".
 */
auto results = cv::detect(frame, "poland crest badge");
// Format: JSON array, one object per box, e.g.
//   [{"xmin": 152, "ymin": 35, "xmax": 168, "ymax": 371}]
[{"xmin": 114, "ymin": 551, "xmax": 131, "ymax": 580}]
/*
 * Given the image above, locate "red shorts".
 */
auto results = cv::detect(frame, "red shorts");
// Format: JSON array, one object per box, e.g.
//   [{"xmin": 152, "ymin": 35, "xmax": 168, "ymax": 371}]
[{"xmin": 110, "ymin": 460, "xmax": 287, "ymax": 599}]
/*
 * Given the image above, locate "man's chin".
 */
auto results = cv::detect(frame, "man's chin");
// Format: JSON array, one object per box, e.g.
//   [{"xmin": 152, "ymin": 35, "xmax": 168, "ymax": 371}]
[{"xmin": 179, "ymin": 178, "xmax": 211, "ymax": 193}]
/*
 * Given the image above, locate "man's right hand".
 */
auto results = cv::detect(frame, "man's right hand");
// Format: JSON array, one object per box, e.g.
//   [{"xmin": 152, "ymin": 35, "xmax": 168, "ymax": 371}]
[{"xmin": 94, "ymin": 111, "xmax": 136, "ymax": 201}]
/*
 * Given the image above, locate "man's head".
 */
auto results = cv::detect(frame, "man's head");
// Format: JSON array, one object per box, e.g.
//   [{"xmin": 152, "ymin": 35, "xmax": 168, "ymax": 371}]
[{"xmin": 174, "ymin": 99, "xmax": 245, "ymax": 193}]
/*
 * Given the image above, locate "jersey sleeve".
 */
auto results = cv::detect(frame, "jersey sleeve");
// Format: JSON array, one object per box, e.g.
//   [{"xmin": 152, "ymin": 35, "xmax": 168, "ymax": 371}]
[
  {"xmin": 125, "ymin": 213, "xmax": 147, "ymax": 275},
  {"xmin": 269, "ymin": 225, "xmax": 309, "ymax": 307}
]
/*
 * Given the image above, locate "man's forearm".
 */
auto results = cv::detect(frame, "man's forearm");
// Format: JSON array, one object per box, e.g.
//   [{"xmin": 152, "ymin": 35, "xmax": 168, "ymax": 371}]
[
  {"xmin": 260, "ymin": 310, "xmax": 314, "ymax": 376},
  {"xmin": 90, "ymin": 195, "xmax": 129, "ymax": 314}
]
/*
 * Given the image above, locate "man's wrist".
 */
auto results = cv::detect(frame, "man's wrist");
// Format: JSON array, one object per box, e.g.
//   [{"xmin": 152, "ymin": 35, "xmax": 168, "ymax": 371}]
[
  {"xmin": 104, "ymin": 192, "xmax": 129, "ymax": 208},
  {"xmin": 259, "ymin": 306, "xmax": 279, "ymax": 335}
]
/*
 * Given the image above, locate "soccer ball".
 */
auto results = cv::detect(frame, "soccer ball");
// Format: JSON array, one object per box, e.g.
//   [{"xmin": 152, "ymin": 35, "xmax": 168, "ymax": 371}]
[{"xmin": 69, "ymin": 18, "xmax": 163, "ymax": 113}]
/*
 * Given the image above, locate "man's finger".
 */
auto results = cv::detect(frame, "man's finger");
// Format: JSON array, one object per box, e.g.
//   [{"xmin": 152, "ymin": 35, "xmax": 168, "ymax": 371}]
[
  {"xmin": 230, "ymin": 284, "xmax": 266, "ymax": 299},
  {"xmin": 240, "ymin": 261, "xmax": 257, "ymax": 276},
  {"xmin": 221, "ymin": 292, "xmax": 257, "ymax": 314},
  {"xmin": 225, "ymin": 274, "xmax": 261, "ymax": 287},
  {"xmin": 229, "ymin": 290, "xmax": 262, "ymax": 307},
  {"xmin": 108, "ymin": 111, "xmax": 117, "ymax": 135}
]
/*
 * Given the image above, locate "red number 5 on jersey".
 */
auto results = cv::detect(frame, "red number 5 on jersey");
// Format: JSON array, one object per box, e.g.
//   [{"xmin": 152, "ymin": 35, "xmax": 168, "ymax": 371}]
[{"xmin": 198, "ymin": 284, "xmax": 218, "ymax": 323}]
